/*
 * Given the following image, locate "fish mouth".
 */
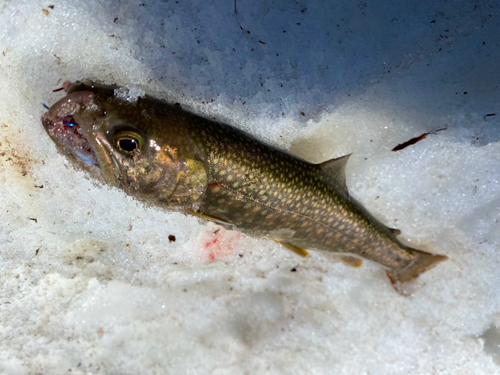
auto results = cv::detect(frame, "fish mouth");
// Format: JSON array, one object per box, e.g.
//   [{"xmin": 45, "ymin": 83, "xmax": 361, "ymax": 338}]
[{"xmin": 41, "ymin": 86, "xmax": 98, "ymax": 167}]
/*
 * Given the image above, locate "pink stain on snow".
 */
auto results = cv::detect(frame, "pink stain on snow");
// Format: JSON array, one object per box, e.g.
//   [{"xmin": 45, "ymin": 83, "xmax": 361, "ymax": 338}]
[
  {"xmin": 97, "ymin": 327, "xmax": 104, "ymax": 337},
  {"xmin": 200, "ymin": 222, "xmax": 242, "ymax": 261}
]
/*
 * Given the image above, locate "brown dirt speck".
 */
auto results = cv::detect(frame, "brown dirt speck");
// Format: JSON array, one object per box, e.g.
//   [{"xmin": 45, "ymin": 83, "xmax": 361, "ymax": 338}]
[{"xmin": 0, "ymin": 123, "xmax": 39, "ymax": 178}]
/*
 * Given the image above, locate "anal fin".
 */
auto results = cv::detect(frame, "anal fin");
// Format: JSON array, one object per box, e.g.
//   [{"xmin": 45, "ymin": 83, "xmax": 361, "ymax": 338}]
[
  {"xmin": 274, "ymin": 240, "xmax": 310, "ymax": 257},
  {"xmin": 340, "ymin": 256, "xmax": 363, "ymax": 268}
]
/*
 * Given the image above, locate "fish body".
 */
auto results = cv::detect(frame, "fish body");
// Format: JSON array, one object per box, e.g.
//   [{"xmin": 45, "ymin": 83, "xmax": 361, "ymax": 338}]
[{"xmin": 42, "ymin": 81, "xmax": 447, "ymax": 283}]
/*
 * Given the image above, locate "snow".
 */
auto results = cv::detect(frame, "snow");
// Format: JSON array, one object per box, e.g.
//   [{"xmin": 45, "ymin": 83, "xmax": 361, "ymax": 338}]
[{"xmin": 0, "ymin": 0, "xmax": 499, "ymax": 374}]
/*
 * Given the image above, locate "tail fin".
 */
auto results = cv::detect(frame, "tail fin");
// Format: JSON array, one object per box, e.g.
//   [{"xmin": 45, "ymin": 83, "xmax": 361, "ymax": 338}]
[{"xmin": 386, "ymin": 249, "xmax": 448, "ymax": 285}]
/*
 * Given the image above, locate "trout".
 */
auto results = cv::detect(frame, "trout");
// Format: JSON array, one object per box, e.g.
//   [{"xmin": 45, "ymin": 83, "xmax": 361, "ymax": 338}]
[{"xmin": 41, "ymin": 81, "xmax": 447, "ymax": 284}]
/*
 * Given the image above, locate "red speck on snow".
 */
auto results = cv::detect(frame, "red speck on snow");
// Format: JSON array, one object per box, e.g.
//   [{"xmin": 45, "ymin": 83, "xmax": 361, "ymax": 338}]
[{"xmin": 200, "ymin": 223, "xmax": 242, "ymax": 261}]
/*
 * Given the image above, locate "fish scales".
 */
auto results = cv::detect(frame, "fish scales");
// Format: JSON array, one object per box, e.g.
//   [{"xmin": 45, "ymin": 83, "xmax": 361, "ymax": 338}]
[
  {"xmin": 41, "ymin": 81, "xmax": 447, "ymax": 286},
  {"xmin": 191, "ymin": 119, "xmax": 413, "ymax": 269}
]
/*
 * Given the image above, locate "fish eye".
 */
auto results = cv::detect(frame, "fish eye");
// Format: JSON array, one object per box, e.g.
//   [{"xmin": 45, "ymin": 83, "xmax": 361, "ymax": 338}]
[{"xmin": 114, "ymin": 131, "xmax": 144, "ymax": 154}]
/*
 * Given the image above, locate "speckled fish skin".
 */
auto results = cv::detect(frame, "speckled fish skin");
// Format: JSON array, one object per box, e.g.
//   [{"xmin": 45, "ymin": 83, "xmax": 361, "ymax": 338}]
[{"xmin": 41, "ymin": 81, "xmax": 447, "ymax": 283}]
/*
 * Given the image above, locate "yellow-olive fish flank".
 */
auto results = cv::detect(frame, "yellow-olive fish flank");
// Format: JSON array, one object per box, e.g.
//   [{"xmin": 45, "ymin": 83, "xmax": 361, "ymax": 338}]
[{"xmin": 42, "ymin": 81, "xmax": 447, "ymax": 285}]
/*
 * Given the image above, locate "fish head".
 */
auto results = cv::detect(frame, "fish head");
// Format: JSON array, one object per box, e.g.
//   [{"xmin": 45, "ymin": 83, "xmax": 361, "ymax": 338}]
[{"xmin": 42, "ymin": 81, "xmax": 205, "ymax": 208}]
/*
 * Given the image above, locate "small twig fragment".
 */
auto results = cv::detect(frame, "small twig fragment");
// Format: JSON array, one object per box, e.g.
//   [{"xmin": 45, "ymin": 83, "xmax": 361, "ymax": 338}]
[
  {"xmin": 392, "ymin": 133, "xmax": 429, "ymax": 151},
  {"xmin": 208, "ymin": 182, "xmax": 223, "ymax": 188},
  {"xmin": 392, "ymin": 128, "xmax": 447, "ymax": 152}
]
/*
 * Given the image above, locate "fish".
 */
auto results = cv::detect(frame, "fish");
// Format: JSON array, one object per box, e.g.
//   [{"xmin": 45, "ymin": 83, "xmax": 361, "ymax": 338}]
[{"xmin": 41, "ymin": 81, "xmax": 447, "ymax": 285}]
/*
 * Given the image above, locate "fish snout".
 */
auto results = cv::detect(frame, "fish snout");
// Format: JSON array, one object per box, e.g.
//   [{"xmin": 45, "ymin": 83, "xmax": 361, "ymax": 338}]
[
  {"xmin": 44, "ymin": 91, "xmax": 95, "ymax": 122},
  {"xmin": 41, "ymin": 90, "xmax": 99, "ymax": 167}
]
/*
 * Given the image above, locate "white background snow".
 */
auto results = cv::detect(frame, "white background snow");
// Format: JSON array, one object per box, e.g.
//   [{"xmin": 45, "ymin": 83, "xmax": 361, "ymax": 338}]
[{"xmin": 0, "ymin": 0, "xmax": 499, "ymax": 374}]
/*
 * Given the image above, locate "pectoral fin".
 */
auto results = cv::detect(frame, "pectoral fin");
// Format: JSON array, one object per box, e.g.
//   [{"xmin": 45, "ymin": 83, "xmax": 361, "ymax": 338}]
[
  {"xmin": 274, "ymin": 240, "xmax": 310, "ymax": 257},
  {"xmin": 185, "ymin": 209, "xmax": 232, "ymax": 226}
]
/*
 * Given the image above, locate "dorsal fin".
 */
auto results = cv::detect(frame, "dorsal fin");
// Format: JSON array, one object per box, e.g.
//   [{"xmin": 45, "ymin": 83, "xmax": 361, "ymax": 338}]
[
  {"xmin": 317, "ymin": 154, "xmax": 351, "ymax": 193},
  {"xmin": 389, "ymin": 228, "xmax": 401, "ymax": 236}
]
